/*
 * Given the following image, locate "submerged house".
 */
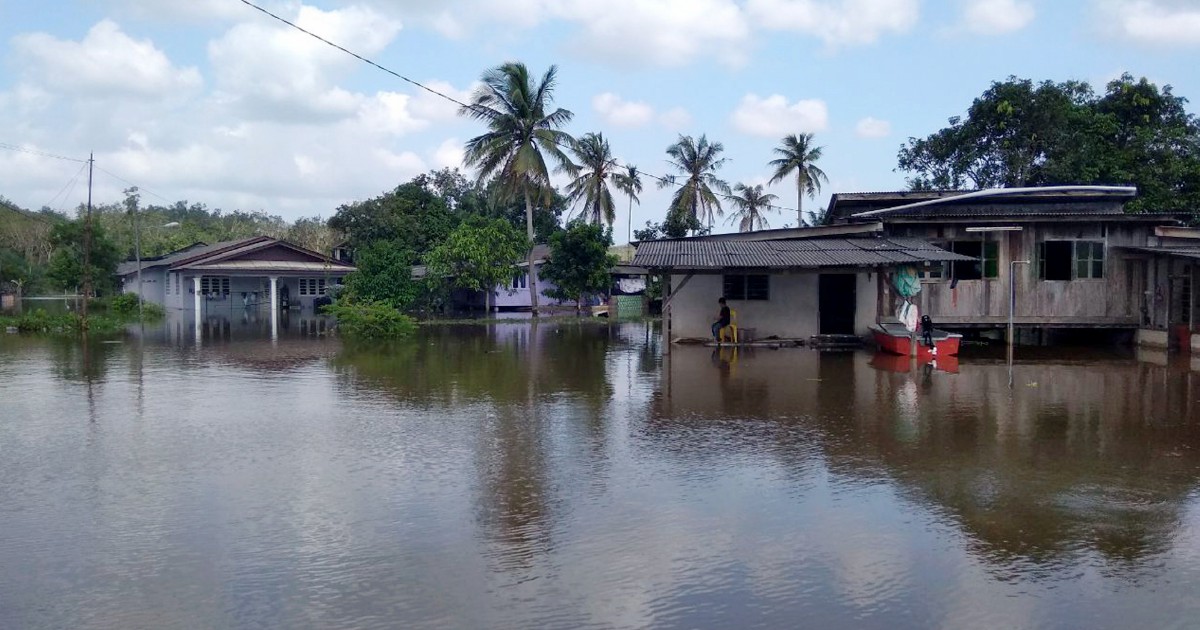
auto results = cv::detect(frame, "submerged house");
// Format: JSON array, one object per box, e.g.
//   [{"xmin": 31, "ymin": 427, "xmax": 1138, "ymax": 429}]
[
  {"xmin": 637, "ymin": 185, "xmax": 1187, "ymax": 347},
  {"xmin": 633, "ymin": 227, "xmax": 972, "ymax": 342},
  {"xmin": 118, "ymin": 236, "xmax": 355, "ymax": 312},
  {"xmin": 826, "ymin": 186, "xmax": 1183, "ymax": 343}
]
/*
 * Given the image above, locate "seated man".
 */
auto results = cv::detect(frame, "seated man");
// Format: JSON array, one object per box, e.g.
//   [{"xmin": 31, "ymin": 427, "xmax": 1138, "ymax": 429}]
[{"xmin": 712, "ymin": 297, "xmax": 731, "ymax": 342}]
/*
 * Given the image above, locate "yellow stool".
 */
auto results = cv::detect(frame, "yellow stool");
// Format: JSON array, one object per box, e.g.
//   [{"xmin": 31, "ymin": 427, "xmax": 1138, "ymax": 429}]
[{"xmin": 718, "ymin": 309, "xmax": 738, "ymax": 344}]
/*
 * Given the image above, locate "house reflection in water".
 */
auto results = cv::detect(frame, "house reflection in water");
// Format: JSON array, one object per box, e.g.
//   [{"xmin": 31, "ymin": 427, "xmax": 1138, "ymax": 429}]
[{"xmin": 653, "ymin": 346, "xmax": 1200, "ymax": 571}]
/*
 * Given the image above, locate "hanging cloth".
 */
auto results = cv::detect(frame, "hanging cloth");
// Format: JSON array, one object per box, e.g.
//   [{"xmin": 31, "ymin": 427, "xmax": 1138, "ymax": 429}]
[
  {"xmin": 897, "ymin": 301, "xmax": 920, "ymax": 333},
  {"xmin": 892, "ymin": 266, "xmax": 922, "ymax": 299}
]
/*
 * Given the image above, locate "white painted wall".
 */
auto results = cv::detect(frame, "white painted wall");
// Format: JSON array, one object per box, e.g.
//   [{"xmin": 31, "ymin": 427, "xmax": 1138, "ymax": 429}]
[{"xmin": 667, "ymin": 270, "xmax": 881, "ymax": 341}]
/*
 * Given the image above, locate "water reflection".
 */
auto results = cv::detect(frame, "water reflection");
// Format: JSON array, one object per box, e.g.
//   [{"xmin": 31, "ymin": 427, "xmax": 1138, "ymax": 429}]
[{"xmin": 3, "ymin": 324, "xmax": 1200, "ymax": 629}]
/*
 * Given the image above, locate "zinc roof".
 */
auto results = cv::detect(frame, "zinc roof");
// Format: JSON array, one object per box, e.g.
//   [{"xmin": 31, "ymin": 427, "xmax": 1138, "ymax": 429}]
[{"xmin": 633, "ymin": 237, "xmax": 973, "ymax": 271}]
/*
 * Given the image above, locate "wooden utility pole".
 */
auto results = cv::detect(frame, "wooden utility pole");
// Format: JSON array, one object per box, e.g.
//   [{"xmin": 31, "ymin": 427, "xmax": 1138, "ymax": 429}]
[{"xmin": 81, "ymin": 153, "xmax": 94, "ymax": 330}]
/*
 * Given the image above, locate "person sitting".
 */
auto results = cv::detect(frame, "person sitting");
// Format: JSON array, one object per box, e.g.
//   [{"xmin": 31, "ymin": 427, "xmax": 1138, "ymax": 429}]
[
  {"xmin": 920, "ymin": 314, "xmax": 935, "ymax": 347},
  {"xmin": 712, "ymin": 297, "xmax": 731, "ymax": 343}
]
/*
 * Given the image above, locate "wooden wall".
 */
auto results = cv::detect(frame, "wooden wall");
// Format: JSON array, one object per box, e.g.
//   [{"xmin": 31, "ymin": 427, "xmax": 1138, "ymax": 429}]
[{"xmin": 887, "ymin": 221, "xmax": 1154, "ymax": 327}]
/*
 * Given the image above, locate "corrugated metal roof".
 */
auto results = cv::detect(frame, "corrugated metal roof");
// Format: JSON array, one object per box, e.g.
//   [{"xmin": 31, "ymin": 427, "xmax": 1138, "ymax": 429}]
[
  {"xmin": 632, "ymin": 237, "xmax": 972, "ymax": 270},
  {"xmin": 185, "ymin": 261, "xmax": 357, "ymax": 273},
  {"xmin": 1121, "ymin": 246, "xmax": 1200, "ymax": 261}
]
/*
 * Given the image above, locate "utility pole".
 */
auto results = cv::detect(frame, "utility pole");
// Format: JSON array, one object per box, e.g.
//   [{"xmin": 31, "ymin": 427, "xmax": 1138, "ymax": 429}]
[
  {"xmin": 81, "ymin": 153, "xmax": 94, "ymax": 330},
  {"xmin": 127, "ymin": 187, "xmax": 143, "ymax": 323}
]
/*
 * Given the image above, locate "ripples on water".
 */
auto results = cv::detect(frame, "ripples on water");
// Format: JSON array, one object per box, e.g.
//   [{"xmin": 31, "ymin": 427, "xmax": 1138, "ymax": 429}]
[{"xmin": 3, "ymin": 321, "xmax": 1200, "ymax": 629}]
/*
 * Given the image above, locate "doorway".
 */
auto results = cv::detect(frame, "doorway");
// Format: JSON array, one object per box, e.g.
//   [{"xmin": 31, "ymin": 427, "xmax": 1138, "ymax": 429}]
[{"xmin": 819, "ymin": 274, "xmax": 857, "ymax": 335}]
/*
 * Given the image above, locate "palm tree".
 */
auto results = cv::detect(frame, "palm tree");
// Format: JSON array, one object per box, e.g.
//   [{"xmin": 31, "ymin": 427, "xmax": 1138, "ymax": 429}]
[
  {"xmin": 661, "ymin": 134, "xmax": 730, "ymax": 234},
  {"xmin": 564, "ymin": 132, "xmax": 618, "ymax": 228},
  {"xmin": 768, "ymin": 133, "xmax": 829, "ymax": 227},
  {"xmin": 460, "ymin": 62, "xmax": 576, "ymax": 316},
  {"xmin": 727, "ymin": 183, "xmax": 778, "ymax": 232},
  {"xmin": 614, "ymin": 164, "xmax": 643, "ymax": 244}
]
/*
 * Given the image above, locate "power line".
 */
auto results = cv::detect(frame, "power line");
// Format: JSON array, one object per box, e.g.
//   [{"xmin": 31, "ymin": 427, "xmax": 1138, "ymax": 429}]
[
  {"xmin": 94, "ymin": 166, "xmax": 175, "ymax": 205},
  {"xmin": 42, "ymin": 161, "xmax": 89, "ymax": 213},
  {"xmin": 236, "ymin": 0, "xmax": 804, "ymax": 218},
  {"xmin": 0, "ymin": 142, "xmax": 87, "ymax": 163}
]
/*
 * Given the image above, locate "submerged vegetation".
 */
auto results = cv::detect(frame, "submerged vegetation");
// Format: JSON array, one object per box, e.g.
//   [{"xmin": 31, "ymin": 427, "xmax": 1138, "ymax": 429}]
[
  {"xmin": 321, "ymin": 300, "xmax": 417, "ymax": 339},
  {"xmin": 1, "ymin": 294, "xmax": 163, "ymax": 336}
]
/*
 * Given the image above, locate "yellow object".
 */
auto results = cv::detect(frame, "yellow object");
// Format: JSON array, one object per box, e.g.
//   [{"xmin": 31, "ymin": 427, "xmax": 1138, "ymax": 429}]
[{"xmin": 718, "ymin": 309, "xmax": 738, "ymax": 344}]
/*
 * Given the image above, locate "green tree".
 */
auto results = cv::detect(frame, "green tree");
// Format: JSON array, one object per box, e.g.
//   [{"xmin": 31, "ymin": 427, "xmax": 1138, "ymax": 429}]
[
  {"xmin": 328, "ymin": 181, "xmax": 457, "ymax": 257},
  {"xmin": 661, "ymin": 134, "xmax": 730, "ymax": 234},
  {"xmin": 425, "ymin": 216, "xmax": 530, "ymax": 312},
  {"xmin": 540, "ymin": 222, "xmax": 617, "ymax": 311},
  {"xmin": 565, "ymin": 132, "xmax": 619, "ymax": 228},
  {"xmin": 727, "ymin": 183, "xmax": 779, "ymax": 232},
  {"xmin": 460, "ymin": 61, "xmax": 577, "ymax": 317},
  {"xmin": 614, "ymin": 164, "xmax": 643, "ymax": 244},
  {"xmin": 897, "ymin": 74, "xmax": 1200, "ymax": 213},
  {"xmin": 341, "ymin": 240, "xmax": 419, "ymax": 309},
  {"xmin": 768, "ymin": 132, "xmax": 829, "ymax": 227},
  {"xmin": 478, "ymin": 178, "xmax": 567, "ymax": 243},
  {"xmin": 46, "ymin": 220, "xmax": 121, "ymax": 296}
]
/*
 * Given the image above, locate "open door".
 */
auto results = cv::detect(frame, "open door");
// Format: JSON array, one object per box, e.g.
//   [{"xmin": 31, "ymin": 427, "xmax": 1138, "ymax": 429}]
[{"xmin": 819, "ymin": 274, "xmax": 857, "ymax": 335}]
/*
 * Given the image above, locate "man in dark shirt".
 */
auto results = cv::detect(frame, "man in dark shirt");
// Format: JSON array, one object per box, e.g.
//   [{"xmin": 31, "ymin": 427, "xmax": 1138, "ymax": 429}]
[{"xmin": 712, "ymin": 297, "xmax": 731, "ymax": 341}]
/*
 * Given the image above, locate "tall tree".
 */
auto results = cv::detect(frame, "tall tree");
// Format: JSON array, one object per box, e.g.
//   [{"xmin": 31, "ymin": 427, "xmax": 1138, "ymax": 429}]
[
  {"xmin": 425, "ymin": 216, "xmax": 529, "ymax": 313},
  {"xmin": 896, "ymin": 74, "xmax": 1200, "ymax": 214},
  {"xmin": 614, "ymin": 164, "xmax": 643, "ymax": 244},
  {"xmin": 460, "ymin": 61, "xmax": 577, "ymax": 317},
  {"xmin": 727, "ymin": 184, "xmax": 778, "ymax": 232},
  {"xmin": 539, "ymin": 222, "xmax": 617, "ymax": 312},
  {"xmin": 661, "ymin": 134, "xmax": 730, "ymax": 234},
  {"xmin": 768, "ymin": 133, "xmax": 829, "ymax": 227},
  {"xmin": 565, "ymin": 132, "xmax": 619, "ymax": 228}
]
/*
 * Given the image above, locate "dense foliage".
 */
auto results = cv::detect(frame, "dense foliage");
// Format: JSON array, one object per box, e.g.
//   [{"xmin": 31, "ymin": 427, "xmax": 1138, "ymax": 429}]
[
  {"xmin": 898, "ymin": 74, "xmax": 1200, "ymax": 213},
  {"xmin": 425, "ymin": 217, "xmax": 530, "ymax": 311},
  {"xmin": 540, "ymin": 222, "xmax": 617, "ymax": 309},
  {"xmin": 322, "ymin": 300, "xmax": 417, "ymax": 339}
]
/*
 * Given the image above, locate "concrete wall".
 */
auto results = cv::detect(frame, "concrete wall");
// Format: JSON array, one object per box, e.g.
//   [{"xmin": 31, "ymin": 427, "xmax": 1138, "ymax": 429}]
[
  {"xmin": 155, "ymin": 273, "xmax": 338, "ymax": 312},
  {"xmin": 493, "ymin": 264, "xmax": 572, "ymax": 310},
  {"xmin": 120, "ymin": 267, "xmax": 167, "ymax": 305},
  {"xmin": 667, "ymin": 270, "xmax": 880, "ymax": 340}
]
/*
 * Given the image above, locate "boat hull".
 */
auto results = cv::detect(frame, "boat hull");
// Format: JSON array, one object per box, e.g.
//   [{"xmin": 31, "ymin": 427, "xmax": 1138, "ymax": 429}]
[{"xmin": 871, "ymin": 324, "xmax": 962, "ymax": 358}]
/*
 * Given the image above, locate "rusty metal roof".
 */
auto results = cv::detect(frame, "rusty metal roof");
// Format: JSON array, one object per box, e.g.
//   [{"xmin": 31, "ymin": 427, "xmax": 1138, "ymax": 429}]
[{"xmin": 633, "ymin": 237, "xmax": 973, "ymax": 271}]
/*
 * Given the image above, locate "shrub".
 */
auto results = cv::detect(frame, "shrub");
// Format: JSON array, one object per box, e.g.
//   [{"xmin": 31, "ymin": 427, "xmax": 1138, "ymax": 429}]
[
  {"xmin": 322, "ymin": 299, "xmax": 417, "ymax": 339},
  {"xmin": 90, "ymin": 293, "xmax": 164, "ymax": 321}
]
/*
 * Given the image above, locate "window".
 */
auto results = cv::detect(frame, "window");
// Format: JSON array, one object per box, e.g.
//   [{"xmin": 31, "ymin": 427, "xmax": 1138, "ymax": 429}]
[
  {"xmin": 948, "ymin": 240, "xmax": 999, "ymax": 280},
  {"xmin": 299, "ymin": 278, "xmax": 327, "ymax": 296},
  {"xmin": 1075, "ymin": 241, "xmax": 1105, "ymax": 279},
  {"xmin": 723, "ymin": 274, "xmax": 769, "ymax": 300},
  {"xmin": 200, "ymin": 276, "xmax": 229, "ymax": 295},
  {"xmin": 1038, "ymin": 241, "xmax": 1104, "ymax": 281},
  {"xmin": 511, "ymin": 273, "xmax": 527, "ymax": 290}
]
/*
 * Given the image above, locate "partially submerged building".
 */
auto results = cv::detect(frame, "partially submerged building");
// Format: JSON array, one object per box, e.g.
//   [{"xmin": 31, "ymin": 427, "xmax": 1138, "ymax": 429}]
[
  {"xmin": 118, "ymin": 236, "xmax": 355, "ymax": 313},
  {"xmin": 636, "ymin": 185, "xmax": 1189, "ymax": 347}
]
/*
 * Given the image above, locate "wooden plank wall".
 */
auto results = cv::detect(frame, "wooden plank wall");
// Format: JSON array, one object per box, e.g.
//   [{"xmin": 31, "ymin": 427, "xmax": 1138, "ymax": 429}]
[{"xmin": 890, "ymin": 222, "xmax": 1150, "ymax": 326}]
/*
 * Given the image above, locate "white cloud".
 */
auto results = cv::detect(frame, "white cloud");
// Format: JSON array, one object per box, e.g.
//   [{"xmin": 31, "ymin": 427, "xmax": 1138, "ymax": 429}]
[
  {"xmin": 592, "ymin": 93, "xmax": 655, "ymax": 127},
  {"xmin": 207, "ymin": 4, "xmax": 402, "ymax": 122},
  {"xmin": 732, "ymin": 94, "xmax": 829, "ymax": 138},
  {"xmin": 13, "ymin": 20, "xmax": 203, "ymax": 98},
  {"xmin": 556, "ymin": 0, "xmax": 751, "ymax": 67},
  {"xmin": 111, "ymin": 0, "xmax": 250, "ymax": 21},
  {"xmin": 855, "ymin": 117, "xmax": 892, "ymax": 138},
  {"xmin": 1097, "ymin": 0, "xmax": 1200, "ymax": 46},
  {"xmin": 432, "ymin": 138, "xmax": 465, "ymax": 170},
  {"xmin": 745, "ymin": 0, "xmax": 919, "ymax": 48},
  {"xmin": 962, "ymin": 0, "xmax": 1036, "ymax": 34},
  {"xmin": 659, "ymin": 107, "xmax": 694, "ymax": 131}
]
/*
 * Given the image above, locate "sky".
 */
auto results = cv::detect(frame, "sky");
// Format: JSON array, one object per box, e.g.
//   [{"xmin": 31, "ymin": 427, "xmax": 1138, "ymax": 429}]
[{"xmin": 1, "ymin": 0, "xmax": 1198, "ymax": 242}]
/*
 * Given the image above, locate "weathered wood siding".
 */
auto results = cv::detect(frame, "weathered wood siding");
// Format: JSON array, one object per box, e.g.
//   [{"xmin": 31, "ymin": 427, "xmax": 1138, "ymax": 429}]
[{"xmin": 888, "ymin": 222, "xmax": 1151, "ymax": 327}]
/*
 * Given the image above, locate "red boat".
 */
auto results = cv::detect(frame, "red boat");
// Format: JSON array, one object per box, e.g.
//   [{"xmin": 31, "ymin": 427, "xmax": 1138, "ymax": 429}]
[
  {"xmin": 868, "ymin": 351, "xmax": 960, "ymax": 374},
  {"xmin": 870, "ymin": 322, "xmax": 962, "ymax": 358}
]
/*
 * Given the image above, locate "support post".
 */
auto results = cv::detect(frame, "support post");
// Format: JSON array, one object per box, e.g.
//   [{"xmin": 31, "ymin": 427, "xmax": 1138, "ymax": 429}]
[
  {"xmin": 193, "ymin": 276, "xmax": 202, "ymax": 345},
  {"xmin": 269, "ymin": 276, "xmax": 279, "ymax": 341},
  {"xmin": 662, "ymin": 272, "xmax": 671, "ymax": 356},
  {"xmin": 1009, "ymin": 260, "xmax": 1030, "ymax": 348}
]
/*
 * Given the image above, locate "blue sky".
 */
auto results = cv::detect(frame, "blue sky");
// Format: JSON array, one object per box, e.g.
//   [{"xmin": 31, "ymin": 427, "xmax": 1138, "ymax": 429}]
[{"xmin": 1, "ymin": 0, "xmax": 1197, "ymax": 241}]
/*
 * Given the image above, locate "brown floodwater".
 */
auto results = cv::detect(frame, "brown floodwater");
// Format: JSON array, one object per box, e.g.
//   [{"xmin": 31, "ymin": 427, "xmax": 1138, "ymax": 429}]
[{"xmin": 2, "ymin": 318, "xmax": 1200, "ymax": 629}]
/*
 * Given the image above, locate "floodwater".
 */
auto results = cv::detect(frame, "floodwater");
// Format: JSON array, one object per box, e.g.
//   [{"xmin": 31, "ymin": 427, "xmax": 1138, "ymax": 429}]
[{"xmin": 2, "ymin": 317, "xmax": 1200, "ymax": 629}]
